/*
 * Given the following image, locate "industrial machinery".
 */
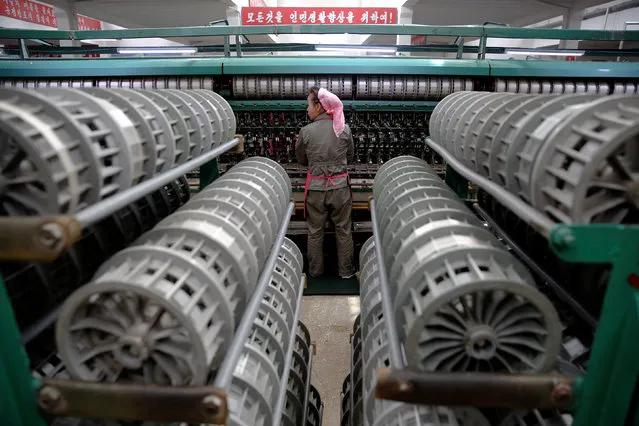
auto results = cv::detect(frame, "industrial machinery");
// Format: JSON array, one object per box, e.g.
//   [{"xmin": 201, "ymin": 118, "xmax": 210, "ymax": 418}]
[
  {"xmin": 0, "ymin": 23, "xmax": 638, "ymax": 426},
  {"xmin": 0, "ymin": 85, "xmax": 322, "ymax": 426}
]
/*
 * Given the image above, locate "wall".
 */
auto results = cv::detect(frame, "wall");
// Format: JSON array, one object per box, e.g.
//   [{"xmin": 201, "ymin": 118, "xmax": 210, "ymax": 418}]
[
  {"xmin": 87, "ymin": 22, "xmax": 184, "ymax": 48},
  {"xmin": 0, "ymin": 15, "xmax": 53, "ymax": 30},
  {"xmin": 0, "ymin": 1, "xmax": 185, "ymax": 52}
]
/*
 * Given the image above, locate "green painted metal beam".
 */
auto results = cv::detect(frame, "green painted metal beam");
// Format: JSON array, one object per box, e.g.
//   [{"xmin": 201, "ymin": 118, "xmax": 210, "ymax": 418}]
[
  {"xmin": 488, "ymin": 60, "xmax": 639, "ymax": 79},
  {"xmin": 228, "ymin": 100, "xmax": 438, "ymax": 112},
  {"xmin": 222, "ymin": 57, "xmax": 490, "ymax": 76},
  {"xmin": 481, "ymin": 26, "xmax": 639, "ymax": 41},
  {"xmin": 0, "ymin": 25, "xmax": 481, "ymax": 40},
  {"xmin": 0, "ymin": 274, "xmax": 46, "ymax": 426},
  {"xmin": 199, "ymin": 159, "xmax": 220, "ymax": 190},
  {"xmin": 0, "ymin": 58, "xmax": 224, "ymax": 78},
  {"xmin": 1, "ymin": 43, "xmax": 513, "ymax": 56},
  {"xmin": 444, "ymin": 164, "xmax": 470, "ymax": 200},
  {"xmin": 0, "ymin": 56, "xmax": 636, "ymax": 80},
  {"xmin": 0, "ymin": 24, "xmax": 638, "ymax": 41},
  {"xmin": 549, "ymin": 224, "xmax": 639, "ymax": 426}
]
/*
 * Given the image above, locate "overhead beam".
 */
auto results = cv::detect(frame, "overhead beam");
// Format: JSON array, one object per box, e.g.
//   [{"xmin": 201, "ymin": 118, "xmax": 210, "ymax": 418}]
[
  {"xmin": 559, "ymin": 6, "xmax": 585, "ymax": 49},
  {"xmin": 533, "ymin": 0, "xmax": 572, "ymax": 9}
]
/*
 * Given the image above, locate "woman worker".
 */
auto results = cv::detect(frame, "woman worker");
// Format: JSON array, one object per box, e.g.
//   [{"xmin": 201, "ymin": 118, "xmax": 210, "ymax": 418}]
[{"xmin": 295, "ymin": 86, "xmax": 355, "ymax": 279}]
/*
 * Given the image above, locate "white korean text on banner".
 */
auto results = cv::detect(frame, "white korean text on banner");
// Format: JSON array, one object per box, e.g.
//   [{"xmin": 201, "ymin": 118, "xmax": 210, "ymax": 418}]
[
  {"xmin": 241, "ymin": 7, "xmax": 398, "ymax": 25},
  {"xmin": 76, "ymin": 13, "xmax": 101, "ymax": 31}
]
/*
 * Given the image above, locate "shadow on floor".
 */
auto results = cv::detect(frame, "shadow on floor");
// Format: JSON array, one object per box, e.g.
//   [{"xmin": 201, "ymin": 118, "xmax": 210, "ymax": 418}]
[
  {"xmin": 304, "ymin": 275, "xmax": 359, "ymax": 296},
  {"xmin": 288, "ymin": 231, "xmax": 369, "ymax": 297}
]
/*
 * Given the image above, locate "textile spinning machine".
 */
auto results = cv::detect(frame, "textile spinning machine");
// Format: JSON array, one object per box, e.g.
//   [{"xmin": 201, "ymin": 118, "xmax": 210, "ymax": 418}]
[
  {"xmin": 0, "ymin": 23, "xmax": 638, "ymax": 426},
  {"xmin": 0, "ymin": 73, "xmax": 323, "ymax": 424}
]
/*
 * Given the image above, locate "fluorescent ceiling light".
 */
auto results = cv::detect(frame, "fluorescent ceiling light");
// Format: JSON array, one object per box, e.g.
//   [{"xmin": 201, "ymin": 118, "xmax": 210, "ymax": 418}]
[
  {"xmin": 117, "ymin": 47, "xmax": 198, "ymax": 54},
  {"xmin": 505, "ymin": 48, "xmax": 585, "ymax": 56},
  {"xmin": 315, "ymin": 46, "xmax": 396, "ymax": 54}
]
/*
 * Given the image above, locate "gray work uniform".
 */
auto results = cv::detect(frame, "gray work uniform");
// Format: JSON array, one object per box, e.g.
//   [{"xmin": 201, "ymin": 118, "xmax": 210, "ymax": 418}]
[{"xmin": 296, "ymin": 113, "xmax": 355, "ymax": 278}]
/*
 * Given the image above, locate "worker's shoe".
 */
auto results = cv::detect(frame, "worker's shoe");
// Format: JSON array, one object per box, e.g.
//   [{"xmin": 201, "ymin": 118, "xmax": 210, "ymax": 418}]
[{"xmin": 341, "ymin": 271, "xmax": 357, "ymax": 279}]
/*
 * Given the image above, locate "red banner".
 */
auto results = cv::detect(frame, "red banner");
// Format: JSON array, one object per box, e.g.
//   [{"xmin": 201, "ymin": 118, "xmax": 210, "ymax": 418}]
[
  {"xmin": 241, "ymin": 7, "xmax": 397, "ymax": 25},
  {"xmin": 76, "ymin": 13, "xmax": 101, "ymax": 31},
  {"xmin": 0, "ymin": 0, "xmax": 57, "ymax": 27},
  {"xmin": 411, "ymin": 35, "xmax": 426, "ymax": 45}
]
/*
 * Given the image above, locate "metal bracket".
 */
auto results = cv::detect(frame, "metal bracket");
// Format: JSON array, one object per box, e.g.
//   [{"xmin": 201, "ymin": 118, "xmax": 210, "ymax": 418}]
[
  {"xmin": 0, "ymin": 216, "xmax": 81, "ymax": 262},
  {"xmin": 375, "ymin": 369, "xmax": 576, "ymax": 410},
  {"xmin": 37, "ymin": 377, "xmax": 228, "ymax": 424},
  {"xmin": 229, "ymin": 134, "xmax": 245, "ymax": 153}
]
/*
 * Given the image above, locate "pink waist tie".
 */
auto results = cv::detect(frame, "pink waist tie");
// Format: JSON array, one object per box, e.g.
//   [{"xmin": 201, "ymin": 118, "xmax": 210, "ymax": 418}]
[{"xmin": 303, "ymin": 169, "xmax": 351, "ymax": 217}]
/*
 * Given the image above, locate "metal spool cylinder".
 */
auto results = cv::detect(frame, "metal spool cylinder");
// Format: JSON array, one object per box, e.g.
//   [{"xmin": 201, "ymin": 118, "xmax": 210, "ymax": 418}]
[
  {"xmin": 357, "ymin": 235, "xmax": 484, "ymax": 426},
  {"xmin": 371, "ymin": 156, "xmax": 562, "ymax": 378},
  {"xmin": 227, "ymin": 344, "xmax": 280, "ymax": 426},
  {"xmin": 55, "ymin": 245, "xmax": 235, "ymax": 385},
  {"xmin": 434, "ymin": 92, "xmax": 639, "ymax": 226},
  {"xmin": 225, "ymin": 238, "xmax": 310, "ymax": 426}
]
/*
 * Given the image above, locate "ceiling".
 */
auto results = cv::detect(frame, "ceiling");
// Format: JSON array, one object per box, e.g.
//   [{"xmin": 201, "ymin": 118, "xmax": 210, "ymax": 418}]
[
  {"xmin": 39, "ymin": 0, "xmax": 623, "ymax": 48},
  {"xmin": 43, "ymin": 0, "xmax": 271, "ymax": 45},
  {"xmin": 366, "ymin": 0, "xmax": 620, "ymax": 46},
  {"xmin": 47, "ymin": 0, "xmax": 229, "ymax": 29}
]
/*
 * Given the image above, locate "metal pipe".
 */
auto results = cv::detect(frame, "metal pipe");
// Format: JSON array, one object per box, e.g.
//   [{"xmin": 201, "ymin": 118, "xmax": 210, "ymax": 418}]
[
  {"xmin": 213, "ymin": 201, "xmax": 295, "ymax": 388},
  {"xmin": 236, "ymin": 35, "xmax": 242, "ymax": 57},
  {"xmin": 20, "ymin": 306, "xmax": 61, "ymax": 345},
  {"xmin": 478, "ymin": 35, "xmax": 487, "ymax": 59},
  {"xmin": 224, "ymin": 35, "xmax": 230, "ymax": 57},
  {"xmin": 456, "ymin": 37, "xmax": 465, "ymax": 59},
  {"xmin": 375, "ymin": 368, "xmax": 577, "ymax": 409},
  {"xmin": 300, "ymin": 347, "xmax": 314, "ymax": 426},
  {"xmin": 425, "ymin": 138, "xmax": 555, "ymax": 238},
  {"xmin": 473, "ymin": 203, "xmax": 597, "ymax": 329},
  {"xmin": 271, "ymin": 274, "xmax": 306, "ymax": 426},
  {"xmin": 368, "ymin": 199, "xmax": 404, "ymax": 369},
  {"xmin": 18, "ymin": 39, "xmax": 29, "ymax": 59},
  {"xmin": 75, "ymin": 138, "xmax": 240, "ymax": 227}
]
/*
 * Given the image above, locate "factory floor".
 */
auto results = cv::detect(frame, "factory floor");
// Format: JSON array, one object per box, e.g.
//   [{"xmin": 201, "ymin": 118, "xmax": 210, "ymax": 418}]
[{"xmin": 300, "ymin": 295, "xmax": 361, "ymax": 426}]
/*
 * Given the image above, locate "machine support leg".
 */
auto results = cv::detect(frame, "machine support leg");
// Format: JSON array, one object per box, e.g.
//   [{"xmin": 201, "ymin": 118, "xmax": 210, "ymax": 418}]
[
  {"xmin": 444, "ymin": 163, "xmax": 469, "ymax": 200},
  {"xmin": 199, "ymin": 158, "xmax": 221, "ymax": 191},
  {"xmin": 549, "ymin": 225, "xmax": 639, "ymax": 426},
  {"xmin": 0, "ymin": 274, "xmax": 46, "ymax": 426}
]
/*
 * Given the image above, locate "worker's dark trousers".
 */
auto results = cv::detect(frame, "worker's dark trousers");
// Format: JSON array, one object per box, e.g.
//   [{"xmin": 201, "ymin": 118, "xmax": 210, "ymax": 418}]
[{"xmin": 306, "ymin": 187, "xmax": 354, "ymax": 278}]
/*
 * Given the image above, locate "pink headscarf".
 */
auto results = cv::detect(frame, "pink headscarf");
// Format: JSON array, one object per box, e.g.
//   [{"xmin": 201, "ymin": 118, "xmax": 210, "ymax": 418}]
[{"xmin": 318, "ymin": 87, "xmax": 345, "ymax": 138}]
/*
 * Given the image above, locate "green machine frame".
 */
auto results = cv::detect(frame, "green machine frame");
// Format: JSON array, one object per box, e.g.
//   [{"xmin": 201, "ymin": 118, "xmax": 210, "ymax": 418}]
[{"xmin": 0, "ymin": 23, "xmax": 638, "ymax": 426}]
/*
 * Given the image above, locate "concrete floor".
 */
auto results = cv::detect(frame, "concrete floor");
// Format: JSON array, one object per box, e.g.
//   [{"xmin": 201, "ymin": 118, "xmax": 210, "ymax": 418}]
[{"xmin": 300, "ymin": 295, "xmax": 360, "ymax": 426}]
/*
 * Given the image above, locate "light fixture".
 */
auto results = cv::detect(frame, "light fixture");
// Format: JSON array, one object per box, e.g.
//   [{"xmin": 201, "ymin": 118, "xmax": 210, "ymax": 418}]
[
  {"xmin": 315, "ymin": 45, "xmax": 397, "ymax": 54},
  {"xmin": 117, "ymin": 47, "xmax": 198, "ymax": 55},
  {"xmin": 505, "ymin": 48, "xmax": 585, "ymax": 57}
]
